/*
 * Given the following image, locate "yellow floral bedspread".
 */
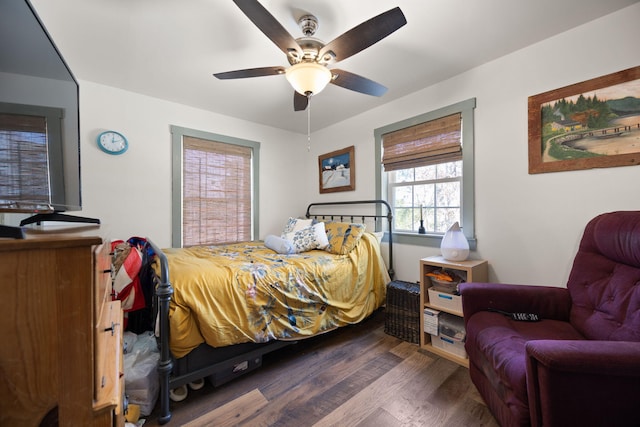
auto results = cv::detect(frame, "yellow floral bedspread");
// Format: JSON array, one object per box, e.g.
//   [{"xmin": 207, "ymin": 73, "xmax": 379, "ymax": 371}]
[{"xmin": 155, "ymin": 233, "xmax": 390, "ymax": 358}]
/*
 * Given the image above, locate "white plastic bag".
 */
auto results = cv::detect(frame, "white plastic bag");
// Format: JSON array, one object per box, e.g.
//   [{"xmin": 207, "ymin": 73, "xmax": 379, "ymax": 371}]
[
  {"xmin": 123, "ymin": 331, "xmax": 138, "ymax": 354},
  {"xmin": 124, "ymin": 331, "xmax": 159, "ymax": 416}
]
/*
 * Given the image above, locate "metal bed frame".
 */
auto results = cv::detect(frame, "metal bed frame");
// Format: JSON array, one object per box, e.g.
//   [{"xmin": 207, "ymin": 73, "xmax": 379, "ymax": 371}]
[{"xmin": 146, "ymin": 200, "xmax": 394, "ymax": 423}]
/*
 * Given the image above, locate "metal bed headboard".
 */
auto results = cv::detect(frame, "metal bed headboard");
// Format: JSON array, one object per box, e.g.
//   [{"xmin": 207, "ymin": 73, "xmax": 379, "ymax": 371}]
[{"xmin": 305, "ymin": 199, "xmax": 394, "ymax": 279}]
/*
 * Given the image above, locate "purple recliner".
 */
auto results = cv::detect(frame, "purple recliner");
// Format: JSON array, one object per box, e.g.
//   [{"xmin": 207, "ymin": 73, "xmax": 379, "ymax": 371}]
[{"xmin": 460, "ymin": 211, "xmax": 640, "ymax": 427}]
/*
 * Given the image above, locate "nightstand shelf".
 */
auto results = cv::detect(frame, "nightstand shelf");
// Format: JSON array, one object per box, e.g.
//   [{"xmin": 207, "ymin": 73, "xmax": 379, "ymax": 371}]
[{"xmin": 419, "ymin": 256, "xmax": 488, "ymax": 367}]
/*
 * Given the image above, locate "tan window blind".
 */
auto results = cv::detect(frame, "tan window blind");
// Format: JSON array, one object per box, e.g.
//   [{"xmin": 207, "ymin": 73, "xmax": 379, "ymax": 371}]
[
  {"xmin": 183, "ymin": 136, "xmax": 252, "ymax": 246},
  {"xmin": 382, "ymin": 112, "xmax": 462, "ymax": 171},
  {"xmin": 0, "ymin": 112, "xmax": 50, "ymax": 210}
]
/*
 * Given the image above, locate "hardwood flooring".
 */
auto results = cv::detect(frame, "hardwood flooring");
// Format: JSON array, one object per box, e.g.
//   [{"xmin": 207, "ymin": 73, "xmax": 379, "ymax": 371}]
[{"xmin": 143, "ymin": 309, "xmax": 498, "ymax": 427}]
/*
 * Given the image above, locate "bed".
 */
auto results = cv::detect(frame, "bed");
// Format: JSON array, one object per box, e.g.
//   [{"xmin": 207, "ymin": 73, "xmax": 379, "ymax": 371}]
[{"xmin": 144, "ymin": 200, "xmax": 395, "ymax": 424}]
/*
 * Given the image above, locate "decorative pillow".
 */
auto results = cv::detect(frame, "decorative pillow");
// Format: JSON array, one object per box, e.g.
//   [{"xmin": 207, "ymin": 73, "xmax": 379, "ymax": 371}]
[
  {"xmin": 323, "ymin": 221, "xmax": 366, "ymax": 255},
  {"xmin": 281, "ymin": 217, "xmax": 314, "ymax": 237},
  {"xmin": 311, "ymin": 221, "xmax": 330, "ymax": 249},
  {"xmin": 285, "ymin": 222, "xmax": 329, "ymax": 253},
  {"xmin": 264, "ymin": 234, "xmax": 295, "ymax": 254}
]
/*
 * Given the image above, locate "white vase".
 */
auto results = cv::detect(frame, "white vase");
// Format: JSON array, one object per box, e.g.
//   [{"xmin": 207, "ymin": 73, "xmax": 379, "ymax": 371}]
[{"xmin": 440, "ymin": 222, "xmax": 469, "ymax": 261}]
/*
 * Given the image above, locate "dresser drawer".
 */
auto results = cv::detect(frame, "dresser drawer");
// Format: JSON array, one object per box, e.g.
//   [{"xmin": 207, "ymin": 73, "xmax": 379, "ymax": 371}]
[
  {"xmin": 93, "ymin": 242, "xmax": 125, "ymax": 425},
  {"xmin": 94, "ymin": 300, "xmax": 124, "ymax": 418},
  {"xmin": 95, "ymin": 243, "xmax": 113, "ymax": 330}
]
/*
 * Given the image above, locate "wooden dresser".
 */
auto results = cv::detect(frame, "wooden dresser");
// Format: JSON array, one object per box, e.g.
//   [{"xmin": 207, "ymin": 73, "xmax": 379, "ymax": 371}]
[{"xmin": 0, "ymin": 235, "xmax": 124, "ymax": 426}]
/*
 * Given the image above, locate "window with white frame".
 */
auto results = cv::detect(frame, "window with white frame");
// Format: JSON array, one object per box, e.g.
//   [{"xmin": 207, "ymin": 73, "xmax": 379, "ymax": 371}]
[
  {"xmin": 388, "ymin": 160, "xmax": 462, "ymax": 233},
  {"xmin": 374, "ymin": 98, "xmax": 476, "ymax": 247},
  {"xmin": 171, "ymin": 126, "xmax": 260, "ymax": 247}
]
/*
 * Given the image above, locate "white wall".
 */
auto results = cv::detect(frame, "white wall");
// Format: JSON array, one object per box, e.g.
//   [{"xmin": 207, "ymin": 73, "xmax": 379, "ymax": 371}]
[
  {"xmin": 7, "ymin": 4, "xmax": 638, "ymax": 287},
  {"xmin": 91, "ymin": 83, "xmax": 318, "ymax": 247},
  {"xmin": 4, "ymin": 82, "xmax": 308, "ymax": 248},
  {"xmin": 300, "ymin": 3, "xmax": 640, "ymax": 286}
]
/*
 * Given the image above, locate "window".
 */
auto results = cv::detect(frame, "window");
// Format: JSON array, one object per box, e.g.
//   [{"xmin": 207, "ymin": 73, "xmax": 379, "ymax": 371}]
[
  {"xmin": 171, "ymin": 126, "xmax": 260, "ymax": 247},
  {"xmin": 374, "ymin": 98, "xmax": 476, "ymax": 247},
  {"xmin": 0, "ymin": 103, "xmax": 63, "ymax": 212},
  {"xmin": 389, "ymin": 161, "xmax": 462, "ymax": 233}
]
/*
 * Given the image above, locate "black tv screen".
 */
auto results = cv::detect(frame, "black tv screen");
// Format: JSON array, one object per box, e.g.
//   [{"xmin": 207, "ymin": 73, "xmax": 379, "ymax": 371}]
[{"xmin": 0, "ymin": 0, "xmax": 81, "ymax": 213}]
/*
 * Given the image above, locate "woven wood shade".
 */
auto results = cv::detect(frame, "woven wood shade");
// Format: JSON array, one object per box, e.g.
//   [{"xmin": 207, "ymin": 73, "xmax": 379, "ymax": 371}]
[
  {"xmin": 382, "ymin": 113, "xmax": 462, "ymax": 171},
  {"xmin": 0, "ymin": 113, "xmax": 50, "ymax": 210},
  {"xmin": 183, "ymin": 136, "xmax": 252, "ymax": 246}
]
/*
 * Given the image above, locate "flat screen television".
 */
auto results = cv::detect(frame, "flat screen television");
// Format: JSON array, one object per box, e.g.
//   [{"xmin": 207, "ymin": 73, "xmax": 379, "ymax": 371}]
[{"xmin": 0, "ymin": 0, "xmax": 96, "ymax": 238}]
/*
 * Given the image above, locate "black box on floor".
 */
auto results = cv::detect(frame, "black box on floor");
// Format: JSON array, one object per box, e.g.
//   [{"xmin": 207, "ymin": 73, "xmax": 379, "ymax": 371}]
[{"xmin": 384, "ymin": 280, "xmax": 420, "ymax": 344}]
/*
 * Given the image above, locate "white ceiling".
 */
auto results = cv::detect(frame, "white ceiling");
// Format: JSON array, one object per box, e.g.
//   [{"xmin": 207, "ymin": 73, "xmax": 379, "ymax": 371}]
[{"xmin": 30, "ymin": 0, "xmax": 640, "ymax": 134}]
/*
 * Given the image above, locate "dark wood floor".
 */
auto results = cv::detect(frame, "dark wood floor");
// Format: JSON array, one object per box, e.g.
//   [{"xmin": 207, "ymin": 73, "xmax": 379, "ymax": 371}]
[{"xmin": 143, "ymin": 309, "xmax": 498, "ymax": 427}]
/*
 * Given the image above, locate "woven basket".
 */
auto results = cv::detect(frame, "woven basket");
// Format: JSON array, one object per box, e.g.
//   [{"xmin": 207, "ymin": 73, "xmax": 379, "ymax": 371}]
[{"xmin": 384, "ymin": 281, "xmax": 420, "ymax": 344}]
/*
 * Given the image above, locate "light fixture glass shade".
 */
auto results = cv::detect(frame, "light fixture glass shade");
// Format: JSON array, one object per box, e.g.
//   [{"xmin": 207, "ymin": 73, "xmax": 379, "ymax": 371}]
[
  {"xmin": 440, "ymin": 221, "xmax": 469, "ymax": 261},
  {"xmin": 285, "ymin": 62, "xmax": 332, "ymax": 96}
]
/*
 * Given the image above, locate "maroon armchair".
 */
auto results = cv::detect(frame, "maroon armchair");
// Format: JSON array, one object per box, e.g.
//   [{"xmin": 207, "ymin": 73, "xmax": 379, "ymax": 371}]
[{"xmin": 460, "ymin": 211, "xmax": 640, "ymax": 427}]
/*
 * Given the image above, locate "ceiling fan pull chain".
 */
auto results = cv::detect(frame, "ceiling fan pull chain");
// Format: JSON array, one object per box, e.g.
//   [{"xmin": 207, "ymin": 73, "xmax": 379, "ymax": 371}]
[{"xmin": 307, "ymin": 94, "xmax": 312, "ymax": 151}]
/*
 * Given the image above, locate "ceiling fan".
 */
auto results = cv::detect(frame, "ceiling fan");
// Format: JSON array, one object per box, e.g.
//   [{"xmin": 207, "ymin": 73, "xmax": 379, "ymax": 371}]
[{"xmin": 214, "ymin": 0, "xmax": 407, "ymax": 111}]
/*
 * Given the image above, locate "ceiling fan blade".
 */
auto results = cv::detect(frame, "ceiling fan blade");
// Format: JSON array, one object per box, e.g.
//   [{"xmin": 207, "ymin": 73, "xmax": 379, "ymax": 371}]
[
  {"xmin": 319, "ymin": 7, "xmax": 406, "ymax": 63},
  {"xmin": 293, "ymin": 91, "xmax": 309, "ymax": 111},
  {"xmin": 214, "ymin": 66, "xmax": 285, "ymax": 79},
  {"xmin": 233, "ymin": 0, "xmax": 303, "ymax": 59},
  {"xmin": 330, "ymin": 69, "xmax": 388, "ymax": 97}
]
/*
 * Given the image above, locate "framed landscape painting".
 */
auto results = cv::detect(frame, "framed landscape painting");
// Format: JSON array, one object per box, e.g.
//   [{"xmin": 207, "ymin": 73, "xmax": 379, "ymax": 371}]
[
  {"xmin": 318, "ymin": 146, "xmax": 355, "ymax": 193},
  {"xmin": 528, "ymin": 66, "xmax": 640, "ymax": 174}
]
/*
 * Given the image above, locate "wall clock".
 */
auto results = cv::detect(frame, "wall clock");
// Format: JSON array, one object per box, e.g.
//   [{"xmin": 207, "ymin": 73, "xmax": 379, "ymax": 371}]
[{"xmin": 97, "ymin": 130, "xmax": 128, "ymax": 155}]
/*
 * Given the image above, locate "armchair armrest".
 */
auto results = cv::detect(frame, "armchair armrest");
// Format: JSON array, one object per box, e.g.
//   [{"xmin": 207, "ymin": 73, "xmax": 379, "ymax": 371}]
[
  {"xmin": 525, "ymin": 340, "xmax": 640, "ymax": 427},
  {"xmin": 459, "ymin": 282, "xmax": 572, "ymax": 327}
]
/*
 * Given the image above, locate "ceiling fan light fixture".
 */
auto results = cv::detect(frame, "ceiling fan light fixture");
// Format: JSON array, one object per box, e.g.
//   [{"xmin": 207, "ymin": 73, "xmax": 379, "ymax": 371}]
[{"xmin": 285, "ymin": 62, "xmax": 332, "ymax": 96}]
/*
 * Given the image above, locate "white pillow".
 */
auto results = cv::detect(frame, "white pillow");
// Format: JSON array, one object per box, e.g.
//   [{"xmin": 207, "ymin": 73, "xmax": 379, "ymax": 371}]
[
  {"xmin": 312, "ymin": 221, "xmax": 330, "ymax": 249},
  {"xmin": 281, "ymin": 217, "xmax": 314, "ymax": 237},
  {"xmin": 285, "ymin": 222, "xmax": 329, "ymax": 253},
  {"xmin": 370, "ymin": 231, "xmax": 384, "ymax": 244},
  {"xmin": 264, "ymin": 234, "xmax": 295, "ymax": 254}
]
